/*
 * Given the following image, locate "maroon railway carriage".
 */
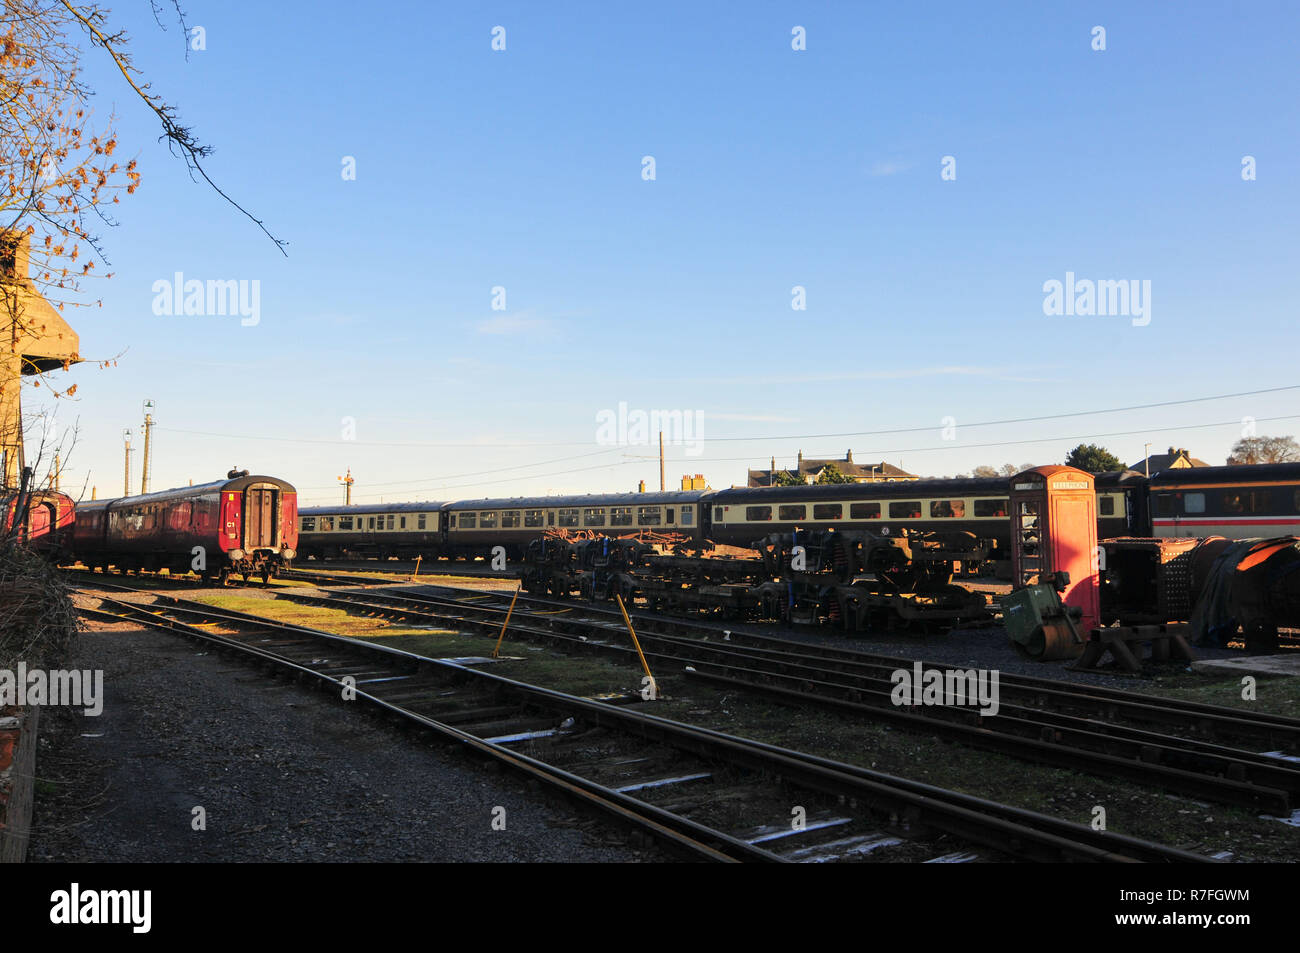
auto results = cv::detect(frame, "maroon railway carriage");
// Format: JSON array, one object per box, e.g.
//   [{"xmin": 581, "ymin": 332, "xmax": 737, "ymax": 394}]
[
  {"xmin": 2, "ymin": 489, "xmax": 76, "ymax": 558},
  {"xmin": 69, "ymin": 471, "xmax": 298, "ymax": 583}
]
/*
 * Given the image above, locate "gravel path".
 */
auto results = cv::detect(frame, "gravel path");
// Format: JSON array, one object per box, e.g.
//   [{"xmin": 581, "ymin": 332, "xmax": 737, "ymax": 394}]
[{"xmin": 28, "ymin": 623, "xmax": 666, "ymax": 863}]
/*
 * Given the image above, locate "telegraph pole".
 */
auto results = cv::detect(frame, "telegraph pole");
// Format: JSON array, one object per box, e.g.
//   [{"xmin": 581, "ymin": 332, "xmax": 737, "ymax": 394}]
[
  {"xmin": 140, "ymin": 399, "xmax": 155, "ymax": 495},
  {"xmin": 53, "ymin": 450, "xmax": 59, "ymax": 491},
  {"xmin": 658, "ymin": 430, "xmax": 665, "ymax": 492},
  {"xmin": 123, "ymin": 428, "xmax": 132, "ymax": 496},
  {"xmin": 339, "ymin": 468, "xmax": 354, "ymax": 506}
]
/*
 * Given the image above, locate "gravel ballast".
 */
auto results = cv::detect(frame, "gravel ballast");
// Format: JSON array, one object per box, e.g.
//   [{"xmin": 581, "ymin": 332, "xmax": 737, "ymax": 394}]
[{"xmin": 29, "ymin": 623, "xmax": 666, "ymax": 863}]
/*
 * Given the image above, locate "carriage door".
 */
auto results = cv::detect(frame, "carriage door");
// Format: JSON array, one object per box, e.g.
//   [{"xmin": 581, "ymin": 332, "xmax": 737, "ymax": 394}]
[
  {"xmin": 26, "ymin": 502, "xmax": 53, "ymax": 542},
  {"xmin": 245, "ymin": 486, "xmax": 279, "ymax": 549}
]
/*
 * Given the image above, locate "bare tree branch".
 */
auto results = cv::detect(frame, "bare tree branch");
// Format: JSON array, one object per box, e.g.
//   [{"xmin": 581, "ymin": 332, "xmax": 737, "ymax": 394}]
[{"xmin": 57, "ymin": 0, "xmax": 288, "ymax": 255}]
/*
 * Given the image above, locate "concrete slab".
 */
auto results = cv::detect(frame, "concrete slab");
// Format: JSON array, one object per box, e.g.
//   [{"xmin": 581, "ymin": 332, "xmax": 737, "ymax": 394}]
[{"xmin": 1191, "ymin": 654, "xmax": 1300, "ymax": 677}]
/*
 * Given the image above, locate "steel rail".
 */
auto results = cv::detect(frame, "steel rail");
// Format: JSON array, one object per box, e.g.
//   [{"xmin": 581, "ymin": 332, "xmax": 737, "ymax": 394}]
[
  {"xmin": 74, "ymin": 592, "xmax": 1209, "ymax": 863},
  {"xmin": 77, "ymin": 602, "xmax": 772, "ymax": 863},
  {"xmin": 268, "ymin": 586, "xmax": 1299, "ymax": 812},
  {"xmin": 377, "ymin": 582, "xmax": 1300, "ymax": 739}
]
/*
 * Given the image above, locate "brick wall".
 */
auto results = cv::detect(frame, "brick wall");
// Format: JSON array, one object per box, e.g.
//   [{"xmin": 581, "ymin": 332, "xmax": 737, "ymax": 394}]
[{"xmin": 0, "ymin": 705, "xmax": 39, "ymax": 863}]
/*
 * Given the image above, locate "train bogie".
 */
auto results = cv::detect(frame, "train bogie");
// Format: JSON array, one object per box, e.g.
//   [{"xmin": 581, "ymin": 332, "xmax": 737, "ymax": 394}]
[{"xmin": 708, "ymin": 478, "xmax": 1012, "ymax": 560}]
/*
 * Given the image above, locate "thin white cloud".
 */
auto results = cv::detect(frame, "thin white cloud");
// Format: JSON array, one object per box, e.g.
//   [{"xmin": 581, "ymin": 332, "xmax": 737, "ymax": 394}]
[
  {"xmin": 707, "ymin": 412, "xmax": 801, "ymax": 423},
  {"xmin": 668, "ymin": 366, "xmax": 1055, "ymax": 386},
  {"xmin": 868, "ymin": 159, "xmax": 911, "ymax": 177},
  {"xmin": 477, "ymin": 311, "xmax": 549, "ymax": 335}
]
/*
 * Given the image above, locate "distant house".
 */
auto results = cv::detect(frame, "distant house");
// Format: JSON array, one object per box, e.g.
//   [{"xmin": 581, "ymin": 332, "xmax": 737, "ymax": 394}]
[
  {"xmin": 1129, "ymin": 446, "xmax": 1210, "ymax": 475},
  {"xmin": 747, "ymin": 450, "xmax": 919, "ymax": 487}
]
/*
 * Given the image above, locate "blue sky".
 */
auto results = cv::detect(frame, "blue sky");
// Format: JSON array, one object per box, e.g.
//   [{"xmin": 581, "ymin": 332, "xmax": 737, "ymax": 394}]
[{"xmin": 28, "ymin": 1, "xmax": 1300, "ymax": 505}]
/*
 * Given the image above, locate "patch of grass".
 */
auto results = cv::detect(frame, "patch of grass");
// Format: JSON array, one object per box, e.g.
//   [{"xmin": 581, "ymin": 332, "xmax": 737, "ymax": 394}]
[
  {"xmin": 187, "ymin": 592, "xmax": 641, "ymax": 698},
  {"xmin": 1133, "ymin": 670, "xmax": 1300, "ymax": 719},
  {"xmin": 185, "ymin": 594, "xmax": 450, "ymax": 639}
]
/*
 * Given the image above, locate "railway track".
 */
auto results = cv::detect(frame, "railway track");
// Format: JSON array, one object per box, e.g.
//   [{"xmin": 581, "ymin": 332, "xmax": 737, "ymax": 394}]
[
  {"xmin": 65, "ymin": 566, "xmax": 401, "ymax": 591},
  {"xmin": 72, "ymin": 586, "xmax": 1210, "ymax": 863},
  {"xmin": 274, "ymin": 582, "xmax": 1300, "ymax": 815},
  {"xmin": 279, "ymin": 568, "xmax": 416, "ymax": 587}
]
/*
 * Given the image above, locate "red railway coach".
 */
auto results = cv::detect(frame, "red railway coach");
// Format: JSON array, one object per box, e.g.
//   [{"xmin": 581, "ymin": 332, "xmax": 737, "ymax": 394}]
[
  {"xmin": 69, "ymin": 470, "xmax": 298, "ymax": 583},
  {"xmin": 2, "ymin": 489, "xmax": 76, "ymax": 558}
]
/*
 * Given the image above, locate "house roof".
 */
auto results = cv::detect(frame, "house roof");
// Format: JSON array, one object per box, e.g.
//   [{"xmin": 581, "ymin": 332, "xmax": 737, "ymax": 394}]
[
  {"xmin": 748, "ymin": 451, "xmax": 918, "ymax": 487},
  {"xmin": 1129, "ymin": 446, "xmax": 1210, "ymax": 473}
]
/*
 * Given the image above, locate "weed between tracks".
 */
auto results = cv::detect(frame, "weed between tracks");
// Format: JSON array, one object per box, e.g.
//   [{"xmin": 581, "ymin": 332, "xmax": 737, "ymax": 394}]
[
  {"xmin": 1135, "ymin": 670, "xmax": 1300, "ymax": 719},
  {"xmin": 182, "ymin": 591, "xmax": 1300, "ymax": 862}
]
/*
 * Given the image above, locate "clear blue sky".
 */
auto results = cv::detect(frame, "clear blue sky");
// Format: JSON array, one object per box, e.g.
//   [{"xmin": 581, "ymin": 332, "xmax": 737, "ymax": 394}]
[{"xmin": 30, "ymin": 1, "xmax": 1300, "ymax": 505}]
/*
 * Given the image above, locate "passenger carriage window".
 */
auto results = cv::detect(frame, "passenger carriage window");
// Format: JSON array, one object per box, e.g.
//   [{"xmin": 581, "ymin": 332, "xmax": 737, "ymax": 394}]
[
  {"xmin": 524, "ymin": 510, "xmax": 544, "ymax": 528},
  {"xmin": 666, "ymin": 508, "xmax": 675, "ymax": 524},
  {"xmin": 889, "ymin": 501, "xmax": 922, "ymax": 519},
  {"xmin": 460, "ymin": 512, "xmax": 476, "ymax": 529},
  {"xmin": 558, "ymin": 508, "xmax": 580, "ymax": 527},
  {"xmin": 340, "ymin": 517, "xmax": 353, "ymax": 530},
  {"xmin": 714, "ymin": 506, "xmax": 723, "ymax": 521},
  {"xmin": 681, "ymin": 506, "xmax": 693, "ymax": 526},
  {"xmin": 813, "ymin": 504, "xmax": 842, "ymax": 520},
  {"xmin": 636, "ymin": 506, "xmax": 662, "ymax": 526},
  {"xmin": 745, "ymin": 505, "xmax": 772, "ymax": 522},
  {"xmin": 1184, "ymin": 493, "xmax": 1205, "ymax": 515},
  {"xmin": 778, "ymin": 504, "xmax": 806, "ymax": 521},
  {"xmin": 400, "ymin": 517, "xmax": 406, "ymax": 529},
  {"xmin": 1295, "ymin": 489, "xmax": 1300, "ymax": 514},
  {"xmin": 973, "ymin": 499, "xmax": 1008, "ymax": 518},
  {"xmin": 480, "ymin": 512, "xmax": 498, "ymax": 529},
  {"xmin": 584, "ymin": 508, "xmax": 606, "ymax": 527},
  {"xmin": 368, "ymin": 517, "xmax": 375, "ymax": 529},
  {"xmin": 1246, "ymin": 490, "xmax": 1272, "ymax": 514},
  {"xmin": 301, "ymin": 517, "xmax": 316, "ymax": 532},
  {"xmin": 418, "ymin": 514, "xmax": 427, "ymax": 530},
  {"xmin": 1155, "ymin": 494, "xmax": 1176, "ymax": 517},
  {"xmin": 1098, "ymin": 496, "xmax": 1115, "ymax": 517},
  {"xmin": 929, "ymin": 500, "xmax": 965, "ymax": 518},
  {"xmin": 501, "ymin": 511, "xmax": 520, "ymax": 528},
  {"xmin": 386, "ymin": 515, "xmax": 395, "ymax": 530},
  {"xmin": 849, "ymin": 502, "xmax": 881, "ymax": 520},
  {"xmin": 610, "ymin": 507, "xmax": 633, "ymax": 527},
  {"xmin": 321, "ymin": 517, "xmax": 334, "ymax": 532}
]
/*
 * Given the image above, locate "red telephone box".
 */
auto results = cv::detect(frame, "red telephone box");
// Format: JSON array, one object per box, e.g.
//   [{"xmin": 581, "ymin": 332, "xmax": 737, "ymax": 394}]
[{"xmin": 1009, "ymin": 465, "xmax": 1100, "ymax": 634}]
